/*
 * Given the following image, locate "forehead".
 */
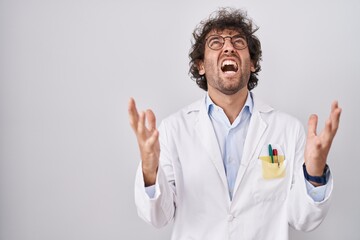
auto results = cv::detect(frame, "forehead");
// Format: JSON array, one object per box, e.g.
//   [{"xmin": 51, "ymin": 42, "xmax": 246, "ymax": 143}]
[{"xmin": 207, "ymin": 28, "xmax": 241, "ymax": 37}]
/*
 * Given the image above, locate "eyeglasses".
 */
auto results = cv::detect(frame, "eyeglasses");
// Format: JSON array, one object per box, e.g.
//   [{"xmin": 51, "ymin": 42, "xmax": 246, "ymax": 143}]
[{"xmin": 205, "ymin": 34, "xmax": 248, "ymax": 50}]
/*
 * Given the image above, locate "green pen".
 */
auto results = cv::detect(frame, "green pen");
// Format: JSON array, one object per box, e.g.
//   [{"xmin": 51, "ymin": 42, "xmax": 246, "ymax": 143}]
[{"xmin": 268, "ymin": 144, "xmax": 274, "ymax": 163}]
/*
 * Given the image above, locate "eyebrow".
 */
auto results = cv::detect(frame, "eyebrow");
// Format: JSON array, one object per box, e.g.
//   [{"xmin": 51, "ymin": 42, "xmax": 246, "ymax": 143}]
[{"xmin": 207, "ymin": 33, "xmax": 245, "ymax": 38}]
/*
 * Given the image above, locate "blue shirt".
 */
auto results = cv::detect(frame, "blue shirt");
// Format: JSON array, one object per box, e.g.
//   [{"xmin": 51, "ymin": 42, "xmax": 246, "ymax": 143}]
[{"xmin": 206, "ymin": 93, "xmax": 252, "ymax": 200}]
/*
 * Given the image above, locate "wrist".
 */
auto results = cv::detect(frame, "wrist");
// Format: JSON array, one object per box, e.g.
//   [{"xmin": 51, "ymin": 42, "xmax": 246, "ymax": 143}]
[
  {"xmin": 142, "ymin": 167, "xmax": 158, "ymax": 187},
  {"xmin": 305, "ymin": 163, "xmax": 326, "ymax": 176},
  {"xmin": 303, "ymin": 163, "xmax": 329, "ymax": 186}
]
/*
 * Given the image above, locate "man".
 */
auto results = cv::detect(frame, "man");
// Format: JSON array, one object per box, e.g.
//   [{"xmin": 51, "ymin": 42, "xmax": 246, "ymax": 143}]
[{"xmin": 128, "ymin": 8, "xmax": 341, "ymax": 240}]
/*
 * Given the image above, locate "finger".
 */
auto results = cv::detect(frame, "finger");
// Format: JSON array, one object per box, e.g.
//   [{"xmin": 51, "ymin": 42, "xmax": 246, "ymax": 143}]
[
  {"xmin": 322, "ymin": 118, "xmax": 333, "ymax": 144},
  {"xmin": 307, "ymin": 114, "xmax": 318, "ymax": 137},
  {"xmin": 322, "ymin": 101, "xmax": 342, "ymax": 143},
  {"xmin": 330, "ymin": 101, "xmax": 342, "ymax": 132},
  {"xmin": 128, "ymin": 98, "xmax": 139, "ymax": 131},
  {"xmin": 146, "ymin": 129, "xmax": 159, "ymax": 148},
  {"xmin": 331, "ymin": 100, "xmax": 338, "ymax": 112},
  {"xmin": 146, "ymin": 109, "xmax": 157, "ymax": 131},
  {"xmin": 138, "ymin": 111, "xmax": 146, "ymax": 140}
]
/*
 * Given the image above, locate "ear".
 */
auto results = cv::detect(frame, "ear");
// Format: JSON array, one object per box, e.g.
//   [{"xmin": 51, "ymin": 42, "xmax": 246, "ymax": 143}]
[
  {"xmin": 197, "ymin": 61, "xmax": 205, "ymax": 75},
  {"xmin": 250, "ymin": 62, "xmax": 256, "ymax": 72}
]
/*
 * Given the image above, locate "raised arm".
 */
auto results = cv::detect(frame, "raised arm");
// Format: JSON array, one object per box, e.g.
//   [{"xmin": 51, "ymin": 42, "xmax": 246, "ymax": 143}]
[
  {"xmin": 304, "ymin": 101, "xmax": 342, "ymax": 186},
  {"xmin": 128, "ymin": 98, "xmax": 160, "ymax": 186}
]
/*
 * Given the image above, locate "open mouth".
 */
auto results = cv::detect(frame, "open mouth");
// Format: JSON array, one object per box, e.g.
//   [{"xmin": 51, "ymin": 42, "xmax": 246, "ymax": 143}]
[{"xmin": 221, "ymin": 60, "xmax": 238, "ymax": 73}]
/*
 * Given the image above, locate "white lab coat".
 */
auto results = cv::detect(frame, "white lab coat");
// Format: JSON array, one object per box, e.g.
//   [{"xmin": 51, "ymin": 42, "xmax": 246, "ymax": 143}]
[{"xmin": 134, "ymin": 93, "xmax": 332, "ymax": 240}]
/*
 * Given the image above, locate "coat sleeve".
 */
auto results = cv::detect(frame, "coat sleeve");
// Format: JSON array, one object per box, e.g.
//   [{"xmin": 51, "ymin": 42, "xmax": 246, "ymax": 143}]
[
  {"xmin": 287, "ymin": 123, "xmax": 333, "ymax": 231},
  {"xmin": 134, "ymin": 120, "xmax": 177, "ymax": 228}
]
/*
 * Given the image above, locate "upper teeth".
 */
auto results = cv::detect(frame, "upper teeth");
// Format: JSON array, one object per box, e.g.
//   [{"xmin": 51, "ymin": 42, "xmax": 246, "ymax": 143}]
[{"xmin": 222, "ymin": 60, "xmax": 237, "ymax": 68}]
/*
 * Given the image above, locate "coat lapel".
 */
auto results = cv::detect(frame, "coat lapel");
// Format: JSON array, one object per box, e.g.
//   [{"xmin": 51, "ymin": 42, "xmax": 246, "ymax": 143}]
[
  {"xmin": 232, "ymin": 94, "xmax": 272, "ymax": 198},
  {"xmin": 193, "ymin": 98, "xmax": 228, "ymax": 191}
]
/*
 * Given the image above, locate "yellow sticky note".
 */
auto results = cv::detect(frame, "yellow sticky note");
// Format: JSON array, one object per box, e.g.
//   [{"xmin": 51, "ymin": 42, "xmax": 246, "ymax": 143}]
[
  {"xmin": 261, "ymin": 160, "xmax": 286, "ymax": 179},
  {"xmin": 258, "ymin": 144, "xmax": 286, "ymax": 179}
]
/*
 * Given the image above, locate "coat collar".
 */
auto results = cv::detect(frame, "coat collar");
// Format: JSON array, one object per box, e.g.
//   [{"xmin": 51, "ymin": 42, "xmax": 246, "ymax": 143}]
[{"xmin": 186, "ymin": 92, "xmax": 274, "ymax": 115}]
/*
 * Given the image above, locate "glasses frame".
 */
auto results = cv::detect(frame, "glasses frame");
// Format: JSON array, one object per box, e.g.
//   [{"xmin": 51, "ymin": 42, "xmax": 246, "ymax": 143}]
[{"xmin": 205, "ymin": 34, "xmax": 248, "ymax": 51}]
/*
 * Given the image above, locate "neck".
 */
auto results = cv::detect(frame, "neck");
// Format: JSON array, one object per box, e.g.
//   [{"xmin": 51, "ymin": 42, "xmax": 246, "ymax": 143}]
[{"xmin": 208, "ymin": 87, "xmax": 248, "ymax": 124}]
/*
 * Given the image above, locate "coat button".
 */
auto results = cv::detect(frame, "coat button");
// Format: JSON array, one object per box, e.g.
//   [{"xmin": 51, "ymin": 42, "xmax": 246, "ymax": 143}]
[{"xmin": 228, "ymin": 214, "xmax": 235, "ymax": 222}]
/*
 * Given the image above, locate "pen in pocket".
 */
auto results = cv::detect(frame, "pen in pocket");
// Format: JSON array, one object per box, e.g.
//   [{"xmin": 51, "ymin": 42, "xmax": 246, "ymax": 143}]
[
  {"xmin": 268, "ymin": 144, "xmax": 274, "ymax": 163},
  {"xmin": 273, "ymin": 149, "xmax": 280, "ymax": 167}
]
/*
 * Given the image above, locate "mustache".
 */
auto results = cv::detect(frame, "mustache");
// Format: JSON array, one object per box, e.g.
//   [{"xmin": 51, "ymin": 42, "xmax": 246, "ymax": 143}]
[
  {"xmin": 222, "ymin": 52, "xmax": 238, "ymax": 57},
  {"xmin": 219, "ymin": 52, "xmax": 240, "ymax": 62}
]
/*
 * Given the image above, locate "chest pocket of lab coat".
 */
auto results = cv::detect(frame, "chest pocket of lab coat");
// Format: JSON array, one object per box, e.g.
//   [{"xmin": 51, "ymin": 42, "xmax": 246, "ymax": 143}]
[{"xmin": 251, "ymin": 144, "xmax": 288, "ymax": 202}]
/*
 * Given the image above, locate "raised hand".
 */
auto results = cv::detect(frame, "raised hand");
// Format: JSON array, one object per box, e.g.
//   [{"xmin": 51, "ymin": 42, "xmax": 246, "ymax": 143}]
[
  {"xmin": 304, "ymin": 101, "xmax": 342, "ymax": 184},
  {"xmin": 128, "ymin": 98, "xmax": 160, "ymax": 186}
]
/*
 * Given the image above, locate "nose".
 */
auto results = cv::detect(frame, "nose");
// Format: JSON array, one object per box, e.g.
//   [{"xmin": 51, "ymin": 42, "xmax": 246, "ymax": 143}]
[{"xmin": 223, "ymin": 38, "xmax": 235, "ymax": 53}]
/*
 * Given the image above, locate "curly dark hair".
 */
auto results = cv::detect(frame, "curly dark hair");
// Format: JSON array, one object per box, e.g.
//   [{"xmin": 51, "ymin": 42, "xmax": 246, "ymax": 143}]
[{"xmin": 189, "ymin": 8, "xmax": 262, "ymax": 91}]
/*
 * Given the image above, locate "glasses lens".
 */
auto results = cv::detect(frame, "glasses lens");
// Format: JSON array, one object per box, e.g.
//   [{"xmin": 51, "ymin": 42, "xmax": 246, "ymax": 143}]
[
  {"xmin": 232, "ymin": 35, "xmax": 247, "ymax": 49},
  {"xmin": 207, "ymin": 36, "xmax": 223, "ymax": 50}
]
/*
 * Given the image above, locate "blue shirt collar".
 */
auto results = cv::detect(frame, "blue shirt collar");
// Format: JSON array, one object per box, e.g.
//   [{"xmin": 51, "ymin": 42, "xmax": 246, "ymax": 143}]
[{"xmin": 206, "ymin": 91, "xmax": 254, "ymax": 115}]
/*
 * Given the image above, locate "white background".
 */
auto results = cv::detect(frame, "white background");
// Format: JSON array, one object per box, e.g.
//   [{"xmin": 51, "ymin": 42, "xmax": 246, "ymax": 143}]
[{"xmin": 1, "ymin": 0, "xmax": 359, "ymax": 239}]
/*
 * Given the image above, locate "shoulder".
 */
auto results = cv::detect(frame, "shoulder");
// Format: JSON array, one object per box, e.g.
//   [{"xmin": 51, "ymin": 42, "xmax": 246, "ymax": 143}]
[
  {"xmin": 270, "ymin": 110, "xmax": 304, "ymax": 130},
  {"xmin": 252, "ymin": 93, "xmax": 304, "ymax": 131},
  {"xmin": 159, "ymin": 97, "xmax": 205, "ymax": 130}
]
